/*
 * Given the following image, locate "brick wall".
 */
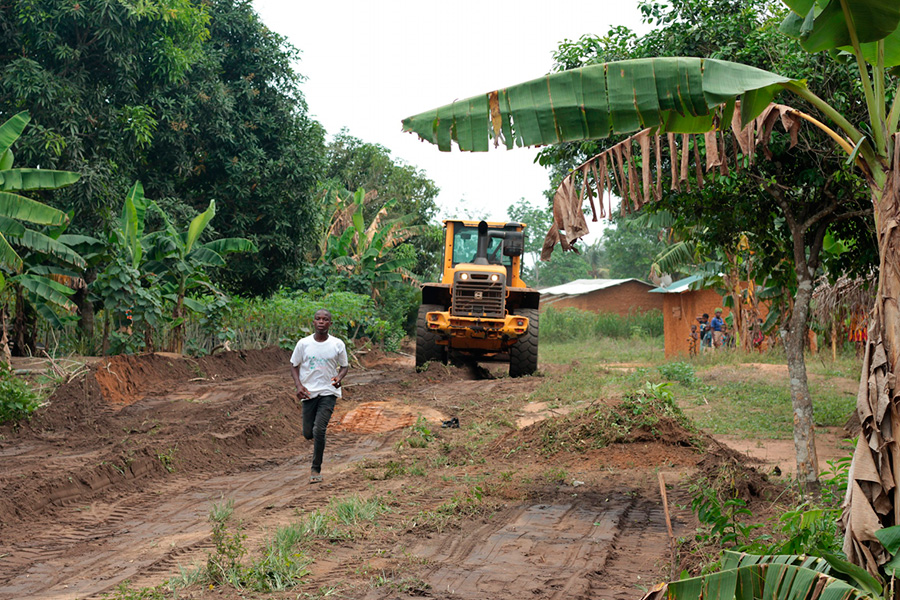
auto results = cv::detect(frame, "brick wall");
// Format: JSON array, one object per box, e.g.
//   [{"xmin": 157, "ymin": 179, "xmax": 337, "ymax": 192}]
[{"xmin": 540, "ymin": 281, "xmax": 664, "ymax": 316}]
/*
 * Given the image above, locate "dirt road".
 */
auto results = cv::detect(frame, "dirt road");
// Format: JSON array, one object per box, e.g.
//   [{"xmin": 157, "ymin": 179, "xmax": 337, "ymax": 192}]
[{"xmin": 0, "ymin": 348, "xmax": 753, "ymax": 599}]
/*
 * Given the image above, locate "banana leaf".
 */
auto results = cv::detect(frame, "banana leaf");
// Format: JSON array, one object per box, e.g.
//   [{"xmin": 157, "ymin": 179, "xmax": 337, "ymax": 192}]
[
  {"xmin": 121, "ymin": 182, "xmax": 150, "ymax": 267},
  {"xmin": 0, "ymin": 168, "xmax": 80, "ymax": 191},
  {"xmin": 0, "ymin": 233, "xmax": 22, "ymax": 272},
  {"xmin": 780, "ymin": 0, "xmax": 900, "ymax": 62},
  {"xmin": 202, "ymin": 237, "xmax": 257, "ymax": 255},
  {"xmin": 182, "ymin": 296, "xmax": 207, "ymax": 313},
  {"xmin": 0, "ymin": 112, "xmax": 29, "ymax": 158},
  {"xmin": 14, "ymin": 273, "xmax": 75, "ymax": 312},
  {"xmin": 188, "ymin": 246, "xmax": 226, "ymax": 267},
  {"xmin": 19, "ymin": 229, "xmax": 86, "ymax": 268},
  {"xmin": 185, "ymin": 200, "xmax": 216, "ymax": 254},
  {"xmin": 0, "ymin": 215, "xmax": 26, "ymax": 237},
  {"xmin": 402, "ymin": 58, "xmax": 799, "ymax": 152},
  {"xmin": 0, "ymin": 191, "xmax": 68, "ymax": 226}
]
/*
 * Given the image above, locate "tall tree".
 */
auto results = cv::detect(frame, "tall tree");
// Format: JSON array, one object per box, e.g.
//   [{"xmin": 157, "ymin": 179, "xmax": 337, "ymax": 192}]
[
  {"xmin": 539, "ymin": 0, "xmax": 875, "ymax": 485},
  {"xmin": 144, "ymin": 0, "xmax": 325, "ymax": 296},
  {"xmin": 0, "ymin": 0, "xmax": 326, "ymax": 297},
  {"xmin": 400, "ymin": 0, "xmax": 900, "ymax": 573}
]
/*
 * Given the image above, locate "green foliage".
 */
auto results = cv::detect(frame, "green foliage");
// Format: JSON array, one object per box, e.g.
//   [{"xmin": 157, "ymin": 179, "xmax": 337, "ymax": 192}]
[
  {"xmin": 534, "ymin": 380, "xmax": 699, "ymax": 455},
  {"xmin": 192, "ymin": 289, "xmax": 402, "ymax": 353},
  {"xmin": 404, "ymin": 416, "xmax": 435, "ymax": 448},
  {"xmin": 323, "ymin": 131, "xmax": 440, "ymax": 278},
  {"xmin": 541, "ymin": 307, "xmax": 663, "ymax": 341},
  {"xmin": 206, "ymin": 499, "xmax": 246, "ymax": 587},
  {"xmin": 100, "ymin": 580, "xmax": 167, "ymax": 600},
  {"xmin": 691, "ymin": 484, "xmax": 762, "ymax": 549},
  {"xmin": 1, "ymin": 0, "xmax": 326, "ymax": 297},
  {"xmin": 194, "ymin": 498, "xmax": 313, "ymax": 593},
  {"xmin": 657, "ymin": 362, "xmax": 701, "ymax": 386},
  {"xmin": 0, "ymin": 363, "xmax": 42, "ymax": 424}
]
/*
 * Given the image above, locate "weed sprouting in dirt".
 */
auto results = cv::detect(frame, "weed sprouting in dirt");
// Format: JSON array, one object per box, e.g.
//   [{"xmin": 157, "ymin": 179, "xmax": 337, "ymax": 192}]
[
  {"xmin": 156, "ymin": 445, "xmax": 178, "ymax": 472},
  {"xmin": 403, "ymin": 416, "xmax": 434, "ymax": 448},
  {"xmin": 206, "ymin": 499, "xmax": 247, "ymax": 586},
  {"xmin": 100, "ymin": 580, "xmax": 168, "ymax": 600},
  {"xmin": 170, "ymin": 498, "xmax": 315, "ymax": 594},
  {"xmin": 371, "ymin": 569, "xmax": 431, "ymax": 594},
  {"xmin": 678, "ymin": 456, "xmax": 848, "ymax": 576}
]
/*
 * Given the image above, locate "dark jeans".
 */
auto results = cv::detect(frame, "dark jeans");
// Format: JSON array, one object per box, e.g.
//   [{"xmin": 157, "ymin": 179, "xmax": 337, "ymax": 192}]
[{"xmin": 302, "ymin": 394, "xmax": 336, "ymax": 474}]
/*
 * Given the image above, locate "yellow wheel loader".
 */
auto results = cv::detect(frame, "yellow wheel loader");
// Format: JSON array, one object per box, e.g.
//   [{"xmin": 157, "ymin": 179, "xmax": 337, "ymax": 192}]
[{"xmin": 416, "ymin": 220, "xmax": 540, "ymax": 377}]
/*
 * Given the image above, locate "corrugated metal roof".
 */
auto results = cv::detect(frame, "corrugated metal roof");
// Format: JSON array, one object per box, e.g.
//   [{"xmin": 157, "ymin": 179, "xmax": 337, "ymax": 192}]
[
  {"xmin": 649, "ymin": 274, "xmax": 704, "ymax": 294},
  {"xmin": 539, "ymin": 278, "xmax": 652, "ymax": 297}
]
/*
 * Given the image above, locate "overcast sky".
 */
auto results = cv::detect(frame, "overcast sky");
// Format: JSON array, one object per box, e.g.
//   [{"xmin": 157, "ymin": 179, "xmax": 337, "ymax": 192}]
[{"xmin": 253, "ymin": 0, "xmax": 650, "ymax": 231}]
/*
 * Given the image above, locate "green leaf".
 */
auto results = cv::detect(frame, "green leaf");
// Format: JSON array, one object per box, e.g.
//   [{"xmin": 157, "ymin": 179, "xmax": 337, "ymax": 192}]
[
  {"xmin": 182, "ymin": 296, "xmax": 207, "ymax": 313},
  {"xmin": 875, "ymin": 524, "xmax": 900, "ymax": 554},
  {"xmin": 201, "ymin": 238, "xmax": 257, "ymax": 255},
  {"xmin": 0, "ymin": 232, "xmax": 22, "ymax": 272},
  {"xmin": 822, "ymin": 553, "xmax": 882, "ymax": 597},
  {"xmin": 0, "ymin": 112, "xmax": 29, "ymax": 158},
  {"xmin": 0, "ymin": 191, "xmax": 69, "ymax": 226},
  {"xmin": 185, "ymin": 200, "xmax": 215, "ymax": 254},
  {"xmin": 402, "ymin": 58, "xmax": 798, "ymax": 150},
  {"xmin": 0, "ymin": 150, "xmax": 12, "ymax": 171},
  {"xmin": 782, "ymin": 0, "xmax": 900, "ymax": 57},
  {"xmin": 19, "ymin": 229, "xmax": 86, "ymax": 268},
  {"xmin": 0, "ymin": 169, "xmax": 80, "ymax": 192},
  {"xmin": 14, "ymin": 274, "xmax": 75, "ymax": 312},
  {"xmin": 187, "ymin": 246, "xmax": 225, "ymax": 266}
]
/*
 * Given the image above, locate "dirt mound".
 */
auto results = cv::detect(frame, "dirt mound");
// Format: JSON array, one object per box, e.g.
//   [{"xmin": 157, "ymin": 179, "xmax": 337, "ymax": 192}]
[{"xmin": 19, "ymin": 347, "xmax": 288, "ymax": 433}]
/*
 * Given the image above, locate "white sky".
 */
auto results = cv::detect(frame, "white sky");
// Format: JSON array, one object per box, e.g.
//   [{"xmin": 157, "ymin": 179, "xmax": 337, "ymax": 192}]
[{"xmin": 253, "ymin": 0, "xmax": 650, "ymax": 232}]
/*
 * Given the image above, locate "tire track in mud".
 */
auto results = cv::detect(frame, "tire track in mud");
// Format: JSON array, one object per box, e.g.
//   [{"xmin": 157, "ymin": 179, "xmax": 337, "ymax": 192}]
[
  {"xmin": 0, "ymin": 434, "xmax": 390, "ymax": 600},
  {"xmin": 410, "ymin": 488, "xmax": 681, "ymax": 600}
]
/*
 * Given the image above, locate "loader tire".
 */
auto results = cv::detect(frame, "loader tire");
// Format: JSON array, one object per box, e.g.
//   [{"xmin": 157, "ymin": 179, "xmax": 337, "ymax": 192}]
[
  {"xmin": 416, "ymin": 304, "xmax": 445, "ymax": 371},
  {"xmin": 509, "ymin": 308, "xmax": 539, "ymax": 378}
]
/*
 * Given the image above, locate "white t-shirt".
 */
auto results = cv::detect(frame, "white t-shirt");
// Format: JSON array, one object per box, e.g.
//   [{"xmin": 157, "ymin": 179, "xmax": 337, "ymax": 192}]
[{"xmin": 290, "ymin": 334, "xmax": 349, "ymax": 399}]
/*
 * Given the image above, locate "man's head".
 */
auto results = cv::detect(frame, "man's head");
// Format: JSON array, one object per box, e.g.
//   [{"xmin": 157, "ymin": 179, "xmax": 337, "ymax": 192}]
[
  {"xmin": 313, "ymin": 309, "xmax": 333, "ymax": 335},
  {"xmin": 702, "ymin": 313, "xmax": 709, "ymax": 320},
  {"xmin": 715, "ymin": 308, "xmax": 723, "ymax": 316}
]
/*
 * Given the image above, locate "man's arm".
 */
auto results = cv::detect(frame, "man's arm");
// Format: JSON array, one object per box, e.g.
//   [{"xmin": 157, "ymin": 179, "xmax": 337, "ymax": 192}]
[
  {"xmin": 332, "ymin": 364, "xmax": 349, "ymax": 388},
  {"xmin": 291, "ymin": 364, "xmax": 310, "ymax": 400}
]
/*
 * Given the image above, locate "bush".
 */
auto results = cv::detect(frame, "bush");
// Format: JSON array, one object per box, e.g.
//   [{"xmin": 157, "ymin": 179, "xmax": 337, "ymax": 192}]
[
  {"xmin": 541, "ymin": 307, "xmax": 663, "ymax": 342},
  {"xmin": 182, "ymin": 290, "xmax": 406, "ymax": 354},
  {"xmin": 0, "ymin": 364, "xmax": 42, "ymax": 425}
]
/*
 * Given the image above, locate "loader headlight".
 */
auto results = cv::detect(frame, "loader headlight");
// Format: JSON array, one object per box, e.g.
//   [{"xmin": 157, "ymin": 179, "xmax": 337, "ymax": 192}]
[
  {"xmin": 460, "ymin": 273, "xmax": 469, "ymax": 280},
  {"xmin": 490, "ymin": 274, "xmax": 500, "ymax": 282}
]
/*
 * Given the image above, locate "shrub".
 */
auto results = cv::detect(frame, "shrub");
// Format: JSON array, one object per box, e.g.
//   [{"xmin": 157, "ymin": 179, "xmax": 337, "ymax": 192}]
[{"xmin": 0, "ymin": 364, "xmax": 42, "ymax": 425}]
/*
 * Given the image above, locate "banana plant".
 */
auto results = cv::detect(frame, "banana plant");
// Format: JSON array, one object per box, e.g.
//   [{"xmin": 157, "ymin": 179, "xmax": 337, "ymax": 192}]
[
  {"xmin": 401, "ymin": 0, "xmax": 900, "ymax": 573},
  {"xmin": 319, "ymin": 188, "xmax": 420, "ymax": 298},
  {"xmin": 0, "ymin": 111, "xmax": 83, "ymax": 358},
  {"xmin": 142, "ymin": 198, "xmax": 256, "ymax": 353}
]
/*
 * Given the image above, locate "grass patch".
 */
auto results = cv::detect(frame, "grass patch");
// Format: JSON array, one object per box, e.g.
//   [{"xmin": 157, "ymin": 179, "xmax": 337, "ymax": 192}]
[{"xmin": 540, "ymin": 337, "xmax": 664, "ymax": 366}]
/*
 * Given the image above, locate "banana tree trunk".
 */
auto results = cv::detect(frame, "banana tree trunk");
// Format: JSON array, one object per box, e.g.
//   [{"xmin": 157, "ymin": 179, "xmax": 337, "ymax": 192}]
[{"xmin": 842, "ymin": 169, "xmax": 900, "ymax": 573}]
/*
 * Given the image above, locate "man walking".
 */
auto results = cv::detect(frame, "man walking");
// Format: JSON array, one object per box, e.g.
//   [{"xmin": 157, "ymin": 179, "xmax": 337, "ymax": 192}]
[{"xmin": 290, "ymin": 309, "xmax": 349, "ymax": 483}]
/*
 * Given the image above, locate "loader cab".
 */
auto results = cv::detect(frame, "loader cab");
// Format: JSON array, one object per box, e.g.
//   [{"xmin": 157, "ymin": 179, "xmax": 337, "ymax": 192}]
[{"xmin": 441, "ymin": 220, "xmax": 526, "ymax": 288}]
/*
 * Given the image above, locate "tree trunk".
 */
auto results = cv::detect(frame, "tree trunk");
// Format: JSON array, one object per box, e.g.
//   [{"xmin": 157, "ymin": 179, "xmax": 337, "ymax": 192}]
[
  {"xmin": 781, "ymin": 277, "xmax": 819, "ymax": 484},
  {"xmin": 74, "ymin": 269, "xmax": 97, "ymax": 353},
  {"xmin": 841, "ymin": 174, "xmax": 900, "ymax": 573}
]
